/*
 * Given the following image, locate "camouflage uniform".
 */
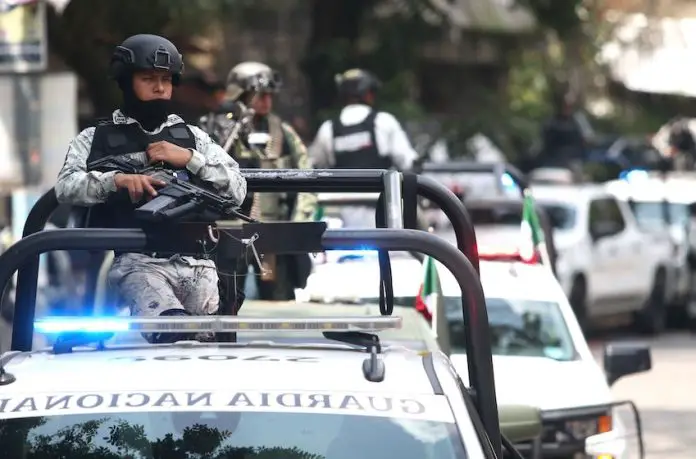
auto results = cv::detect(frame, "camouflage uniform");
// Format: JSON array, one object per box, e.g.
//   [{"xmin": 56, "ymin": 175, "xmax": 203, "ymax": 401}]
[
  {"xmin": 237, "ymin": 113, "xmax": 317, "ymax": 301},
  {"xmin": 55, "ymin": 110, "xmax": 247, "ymax": 327},
  {"xmin": 205, "ymin": 61, "xmax": 317, "ymax": 301},
  {"xmin": 254, "ymin": 113, "xmax": 317, "ymax": 222}
]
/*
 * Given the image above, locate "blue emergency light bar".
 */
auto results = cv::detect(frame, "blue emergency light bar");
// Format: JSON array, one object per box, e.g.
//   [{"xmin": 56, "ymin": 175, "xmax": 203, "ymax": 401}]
[
  {"xmin": 619, "ymin": 169, "xmax": 649, "ymax": 182},
  {"xmin": 34, "ymin": 316, "xmax": 403, "ymax": 335}
]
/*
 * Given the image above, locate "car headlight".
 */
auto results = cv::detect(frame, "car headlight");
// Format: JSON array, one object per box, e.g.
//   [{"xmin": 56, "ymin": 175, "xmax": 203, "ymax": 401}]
[
  {"xmin": 543, "ymin": 407, "xmax": 614, "ymax": 444},
  {"xmin": 563, "ymin": 413, "xmax": 613, "ymax": 441}
]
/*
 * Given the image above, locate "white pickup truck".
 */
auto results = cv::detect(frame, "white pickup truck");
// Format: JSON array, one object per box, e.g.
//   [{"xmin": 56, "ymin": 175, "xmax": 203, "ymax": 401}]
[{"xmin": 531, "ymin": 184, "xmax": 672, "ymax": 334}]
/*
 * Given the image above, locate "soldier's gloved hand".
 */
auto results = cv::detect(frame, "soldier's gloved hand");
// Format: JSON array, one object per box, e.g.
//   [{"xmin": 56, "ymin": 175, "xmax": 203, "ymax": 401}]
[
  {"xmin": 149, "ymin": 308, "xmax": 196, "ymax": 344},
  {"xmin": 147, "ymin": 141, "xmax": 194, "ymax": 168},
  {"xmin": 115, "ymin": 173, "xmax": 166, "ymax": 203}
]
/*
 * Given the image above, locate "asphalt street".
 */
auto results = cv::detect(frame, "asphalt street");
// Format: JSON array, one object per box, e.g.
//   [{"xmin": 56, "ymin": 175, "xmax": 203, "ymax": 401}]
[
  {"xmin": 2, "ymin": 318, "xmax": 695, "ymax": 458},
  {"xmin": 590, "ymin": 331, "xmax": 696, "ymax": 459}
]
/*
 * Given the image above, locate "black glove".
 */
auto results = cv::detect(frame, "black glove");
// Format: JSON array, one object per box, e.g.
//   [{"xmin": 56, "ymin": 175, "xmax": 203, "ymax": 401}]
[{"xmin": 149, "ymin": 308, "xmax": 196, "ymax": 344}]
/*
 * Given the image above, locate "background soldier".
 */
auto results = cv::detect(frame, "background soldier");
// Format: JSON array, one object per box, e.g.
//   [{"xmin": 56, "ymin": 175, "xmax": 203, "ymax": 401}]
[
  {"xmin": 220, "ymin": 61, "xmax": 317, "ymax": 301},
  {"xmin": 653, "ymin": 117, "xmax": 696, "ymax": 171},
  {"xmin": 309, "ymin": 68, "xmax": 418, "ymax": 171}
]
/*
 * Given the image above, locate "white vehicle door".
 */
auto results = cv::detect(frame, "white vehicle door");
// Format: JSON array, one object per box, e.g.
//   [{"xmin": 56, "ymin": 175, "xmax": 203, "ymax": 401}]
[
  {"xmin": 587, "ymin": 197, "xmax": 633, "ymax": 315},
  {"xmin": 616, "ymin": 200, "xmax": 655, "ymax": 304}
]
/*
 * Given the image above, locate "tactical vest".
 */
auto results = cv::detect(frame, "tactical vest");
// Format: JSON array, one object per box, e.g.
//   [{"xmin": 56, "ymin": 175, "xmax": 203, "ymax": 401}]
[
  {"xmin": 85, "ymin": 120, "xmax": 197, "ymax": 229},
  {"xmin": 253, "ymin": 114, "xmax": 298, "ymax": 221},
  {"xmin": 331, "ymin": 110, "xmax": 392, "ymax": 169}
]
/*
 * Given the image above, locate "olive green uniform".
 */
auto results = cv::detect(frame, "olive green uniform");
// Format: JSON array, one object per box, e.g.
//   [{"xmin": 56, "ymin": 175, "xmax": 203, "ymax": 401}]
[{"xmin": 235, "ymin": 113, "xmax": 317, "ymax": 300}]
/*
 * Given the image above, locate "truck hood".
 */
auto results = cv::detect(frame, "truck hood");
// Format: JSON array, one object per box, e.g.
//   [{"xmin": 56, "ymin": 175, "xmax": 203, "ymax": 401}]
[{"xmin": 450, "ymin": 354, "xmax": 613, "ymax": 411}]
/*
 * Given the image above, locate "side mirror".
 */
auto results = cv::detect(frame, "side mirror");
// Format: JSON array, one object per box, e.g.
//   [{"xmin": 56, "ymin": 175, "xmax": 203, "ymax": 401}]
[
  {"xmin": 498, "ymin": 404, "xmax": 543, "ymax": 443},
  {"xmin": 603, "ymin": 342, "xmax": 652, "ymax": 386}
]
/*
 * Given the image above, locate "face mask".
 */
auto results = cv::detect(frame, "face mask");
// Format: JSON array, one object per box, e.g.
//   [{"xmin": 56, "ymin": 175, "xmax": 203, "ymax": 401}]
[{"xmin": 121, "ymin": 95, "xmax": 172, "ymax": 131}]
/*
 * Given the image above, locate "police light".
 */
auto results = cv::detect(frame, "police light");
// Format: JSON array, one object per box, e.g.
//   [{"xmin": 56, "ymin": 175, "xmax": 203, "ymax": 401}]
[
  {"xmin": 500, "ymin": 172, "xmax": 517, "ymax": 189},
  {"xmin": 314, "ymin": 249, "xmax": 378, "ymax": 265},
  {"xmin": 619, "ymin": 169, "xmax": 649, "ymax": 183},
  {"xmin": 34, "ymin": 316, "xmax": 403, "ymax": 334}
]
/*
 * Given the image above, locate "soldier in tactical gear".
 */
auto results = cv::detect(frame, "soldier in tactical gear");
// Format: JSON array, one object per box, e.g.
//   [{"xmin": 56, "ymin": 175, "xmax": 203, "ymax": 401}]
[
  {"xmin": 213, "ymin": 61, "xmax": 316, "ymax": 301},
  {"xmin": 55, "ymin": 34, "xmax": 247, "ymax": 343},
  {"xmin": 653, "ymin": 117, "xmax": 696, "ymax": 171},
  {"xmin": 538, "ymin": 91, "xmax": 593, "ymax": 169},
  {"xmin": 309, "ymin": 68, "xmax": 418, "ymax": 171}
]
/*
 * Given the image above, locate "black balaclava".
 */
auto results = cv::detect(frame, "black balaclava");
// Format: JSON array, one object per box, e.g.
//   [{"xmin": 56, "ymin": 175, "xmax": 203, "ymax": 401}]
[{"xmin": 118, "ymin": 76, "xmax": 172, "ymax": 132}]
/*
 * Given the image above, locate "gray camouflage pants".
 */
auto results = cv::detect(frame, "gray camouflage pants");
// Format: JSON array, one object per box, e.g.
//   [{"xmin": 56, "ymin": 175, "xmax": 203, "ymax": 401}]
[{"xmin": 107, "ymin": 254, "xmax": 220, "ymax": 318}]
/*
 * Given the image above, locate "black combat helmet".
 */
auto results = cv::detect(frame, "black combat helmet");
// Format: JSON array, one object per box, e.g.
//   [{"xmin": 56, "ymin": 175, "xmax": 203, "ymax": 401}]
[
  {"xmin": 110, "ymin": 34, "xmax": 184, "ymax": 85},
  {"xmin": 335, "ymin": 68, "xmax": 381, "ymax": 99}
]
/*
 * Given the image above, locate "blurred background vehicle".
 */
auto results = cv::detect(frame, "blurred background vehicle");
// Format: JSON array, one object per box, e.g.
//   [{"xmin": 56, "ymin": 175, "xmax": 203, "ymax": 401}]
[{"xmin": 531, "ymin": 183, "xmax": 671, "ymax": 335}]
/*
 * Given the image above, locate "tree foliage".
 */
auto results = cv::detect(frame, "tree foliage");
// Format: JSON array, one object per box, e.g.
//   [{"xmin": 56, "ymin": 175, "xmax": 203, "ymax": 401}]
[
  {"xmin": 46, "ymin": 0, "xmax": 241, "ymax": 116},
  {"xmin": 486, "ymin": 0, "xmax": 609, "ymax": 159},
  {"xmin": 46, "ymin": 0, "xmax": 627, "ymax": 160},
  {"xmin": 301, "ymin": 0, "xmax": 443, "ymax": 128}
]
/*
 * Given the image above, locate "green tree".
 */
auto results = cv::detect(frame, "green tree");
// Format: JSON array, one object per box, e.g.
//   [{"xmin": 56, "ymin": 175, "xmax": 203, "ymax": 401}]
[
  {"xmin": 487, "ymin": 0, "xmax": 607, "ymax": 160},
  {"xmin": 301, "ymin": 0, "xmax": 444, "ymax": 129},
  {"xmin": 46, "ymin": 0, "xmax": 241, "ymax": 116}
]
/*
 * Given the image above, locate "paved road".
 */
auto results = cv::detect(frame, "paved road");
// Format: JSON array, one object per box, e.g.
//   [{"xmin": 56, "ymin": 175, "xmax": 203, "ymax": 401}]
[{"xmin": 590, "ymin": 331, "xmax": 696, "ymax": 459}]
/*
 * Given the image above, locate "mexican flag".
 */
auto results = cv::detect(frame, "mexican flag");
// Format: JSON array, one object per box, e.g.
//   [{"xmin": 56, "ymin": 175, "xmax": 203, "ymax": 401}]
[
  {"xmin": 520, "ymin": 190, "xmax": 550, "ymax": 267},
  {"xmin": 313, "ymin": 205, "xmax": 324, "ymax": 221},
  {"xmin": 416, "ymin": 255, "xmax": 440, "ymax": 322}
]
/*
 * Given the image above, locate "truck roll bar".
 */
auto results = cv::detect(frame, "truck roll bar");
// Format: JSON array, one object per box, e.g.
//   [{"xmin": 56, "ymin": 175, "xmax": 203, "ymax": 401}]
[
  {"xmin": 20, "ymin": 170, "xmax": 478, "ymax": 269},
  {"xmin": 0, "ymin": 225, "xmax": 501, "ymax": 457},
  {"xmin": 13, "ymin": 169, "xmax": 480, "ymax": 340}
]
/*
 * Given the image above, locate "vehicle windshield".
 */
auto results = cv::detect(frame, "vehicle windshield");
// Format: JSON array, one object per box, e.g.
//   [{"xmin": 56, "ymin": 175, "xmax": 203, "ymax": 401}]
[
  {"xmin": 447, "ymin": 297, "xmax": 577, "ymax": 361},
  {"xmin": 1, "ymin": 410, "xmax": 465, "ymax": 459},
  {"xmin": 628, "ymin": 200, "xmax": 690, "ymax": 229},
  {"xmin": 361, "ymin": 296, "xmax": 577, "ymax": 361},
  {"xmin": 536, "ymin": 202, "xmax": 576, "ymax": 230}
]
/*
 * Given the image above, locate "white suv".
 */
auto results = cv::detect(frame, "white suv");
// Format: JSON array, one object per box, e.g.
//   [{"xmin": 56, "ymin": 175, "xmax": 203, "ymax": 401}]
[
  {"xmin": 531, "ymin": 184, "xmax": 670, "ymax": 334},
  {"xmin": 607, "ymin": 171, "xmax": 696, "ymax": 321}
]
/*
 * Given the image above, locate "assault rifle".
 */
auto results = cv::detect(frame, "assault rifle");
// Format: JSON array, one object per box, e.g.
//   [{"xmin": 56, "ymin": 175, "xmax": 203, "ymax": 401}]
[
  {"xmin": 88, "ymin": 155, "xmax": 253, "ymax": 223},
  {"xmin": 221, "ymin": 101, "xmax": 257, "ymax": 154}
]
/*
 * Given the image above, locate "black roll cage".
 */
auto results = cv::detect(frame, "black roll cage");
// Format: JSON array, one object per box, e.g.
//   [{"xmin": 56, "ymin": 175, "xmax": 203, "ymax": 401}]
[{"xmin": 0, "ymin": 168, "xmax": 502, "ymax": 457}]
